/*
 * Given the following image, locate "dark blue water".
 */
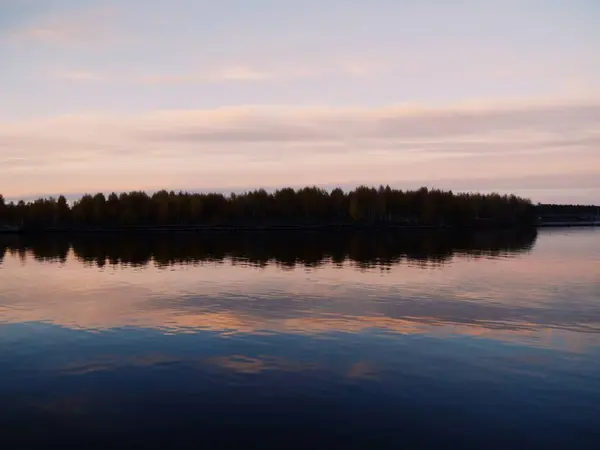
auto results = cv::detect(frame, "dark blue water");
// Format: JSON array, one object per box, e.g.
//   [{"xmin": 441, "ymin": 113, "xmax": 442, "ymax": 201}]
[{"xmin": 0, "ymin": 229, "xmax": 598, "ymax": 449}]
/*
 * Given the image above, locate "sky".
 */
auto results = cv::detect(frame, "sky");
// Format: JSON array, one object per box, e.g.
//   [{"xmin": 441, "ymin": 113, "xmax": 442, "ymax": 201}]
[{"xmin": 1, "ymin": 0, "xmax": 599, "ymax": 203}]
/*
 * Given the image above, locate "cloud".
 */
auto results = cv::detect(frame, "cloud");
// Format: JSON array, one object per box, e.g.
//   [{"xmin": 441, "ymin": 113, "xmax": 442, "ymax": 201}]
[
  {"xmin": 54, "ymin": 70, "xmax": 108, "ymax": 82},
  {"xmin": 52, "ymin": 60, "xmax": 384, "ymax": 85},
  {"xmin": 8, "ymin": 7, "xmax": 119, "ymax": 46},
  {"xmin": 137, "ymin": 101, "xmax": 600, "ymax": 144},
  {"xmin": 0, "ymin": 99, "xmax": 599, "ymax": 201},
  {"xmin": 53, "ymin": 67, "xmax": 276, "ymax": 85},
  {"xmin": 134, "ymin": 66, "xmax": 274, "ymax": 85}
]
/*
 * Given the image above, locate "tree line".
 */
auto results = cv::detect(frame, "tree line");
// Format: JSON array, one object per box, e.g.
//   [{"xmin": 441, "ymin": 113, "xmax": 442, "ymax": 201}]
[
  {"xmin": 536, "ymin": 203, "xmax": 599, "ymax": 219},
  {"xmin": 0, "ymin": 186, "xmax": 537, "ymax": 230},
  {"xmin": 1, "ymin": 229, "xmax": 537, "ymax": 269}
]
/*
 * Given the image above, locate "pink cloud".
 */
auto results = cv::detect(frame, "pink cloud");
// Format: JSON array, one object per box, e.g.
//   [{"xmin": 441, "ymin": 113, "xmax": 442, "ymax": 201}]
[{"xmin": 0, "ymin": 99, "xmax": 598, "ymax": 201}]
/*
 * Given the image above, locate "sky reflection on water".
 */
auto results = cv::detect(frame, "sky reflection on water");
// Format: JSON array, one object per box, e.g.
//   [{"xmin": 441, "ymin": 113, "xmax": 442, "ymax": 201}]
[{"xmin": 0, "ymin": 229, "xmax": 599, "ymax": 449}]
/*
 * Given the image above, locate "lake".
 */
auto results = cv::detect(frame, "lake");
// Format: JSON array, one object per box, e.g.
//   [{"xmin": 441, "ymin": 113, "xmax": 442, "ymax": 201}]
[{"xmin": 0, "ymin": 228, "xmax": 598, "ymax": 449}]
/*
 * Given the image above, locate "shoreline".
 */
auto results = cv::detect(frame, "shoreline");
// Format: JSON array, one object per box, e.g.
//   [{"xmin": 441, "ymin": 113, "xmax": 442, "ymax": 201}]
[
  {"xmin": 2, "ymin": 222, "xmax": 596, "ymax": 234},
  {"xmin": 537, "ymin": 222, "xmax": 599, "ymax": 228}
]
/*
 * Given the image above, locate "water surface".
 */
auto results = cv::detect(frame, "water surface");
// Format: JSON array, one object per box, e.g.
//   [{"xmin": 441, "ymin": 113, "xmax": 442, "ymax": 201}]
[{"xmin": 0, "ymin": 229, "xmax": 598, "ymax": 449}]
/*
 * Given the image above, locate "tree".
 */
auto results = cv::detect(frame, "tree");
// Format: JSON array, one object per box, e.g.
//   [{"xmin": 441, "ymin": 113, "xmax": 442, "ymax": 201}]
[
  {"xmin": 0, "ymin": 194, "xmax": 5, "ymax": 222},
  {"xmin": 56, "ymin": 196, "xmax": 70, "ymax": 226},
  {"xmin": 1, "ymin": 186, "xmax": 541, "ymax": 230},
  {"xmin": 92, "ymin": 193, "xmax": 107, "ymax": 225}
]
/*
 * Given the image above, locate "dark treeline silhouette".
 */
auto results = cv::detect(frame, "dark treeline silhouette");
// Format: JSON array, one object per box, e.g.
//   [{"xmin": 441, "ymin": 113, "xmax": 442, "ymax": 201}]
[
  {"xmin": 0, "ymin": 186, "xmax": 537, "ymax": 231},
  {"xmin": 0, "ymin": 229, "xmax": 537, "ymax": 269},
  {"xmin": 536, "ymin": 203, "xmax": 599, "ymax": 222}
]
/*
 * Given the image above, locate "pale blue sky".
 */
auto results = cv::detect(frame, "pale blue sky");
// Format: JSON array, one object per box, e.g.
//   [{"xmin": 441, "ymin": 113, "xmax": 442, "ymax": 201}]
[{"xmin": 1, "ymin": 0, "xmax": 599, "ymax": 202}]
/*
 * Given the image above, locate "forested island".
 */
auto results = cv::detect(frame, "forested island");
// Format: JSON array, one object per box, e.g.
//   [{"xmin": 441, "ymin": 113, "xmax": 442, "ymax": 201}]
[{"xmin": 0, "ymin": 186, "xmax": 596, "ymax": 232}]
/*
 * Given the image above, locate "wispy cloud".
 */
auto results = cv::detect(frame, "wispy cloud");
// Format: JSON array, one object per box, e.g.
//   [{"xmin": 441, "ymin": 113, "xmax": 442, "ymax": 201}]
[
  {"xmin": 135, "ymin": 66, "xmax": 274, "ymax": 85},
  {"xmin": 54, "ymin": 70, "xmax": 108, "ymax": 82},
  {"xmin": 52, "ymin": 60, "xmax": 385, "ymax": 85},
  {"xmin": 0, "ymin": 99, "xmax": 598, "ymax": 201},
  {"xmin": 52, "ymin": 68, "xmax": 272, "ymax": 84},
  {"xmin": 8, "ymin": 7, "xmax": 119, "ymax": 46}
]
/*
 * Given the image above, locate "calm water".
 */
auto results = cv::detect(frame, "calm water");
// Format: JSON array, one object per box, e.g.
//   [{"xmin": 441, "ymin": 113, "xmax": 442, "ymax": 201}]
[{"xmin": 0, "ymin": 229, "xmax": 598, "ymax": 449}]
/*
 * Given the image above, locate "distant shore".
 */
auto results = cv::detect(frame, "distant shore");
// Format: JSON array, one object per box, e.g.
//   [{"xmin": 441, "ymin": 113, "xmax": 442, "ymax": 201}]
[
  {"xmin": 1, "ymin": 221, "xmax": 597, "ymax": 234},
  {"xmin": 2, "ymin": 186, "xmax": 597, "ymax": 234},
  {"xmin": 537, "ymin": 221, "xmax": 600, "ymax": 228}
]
